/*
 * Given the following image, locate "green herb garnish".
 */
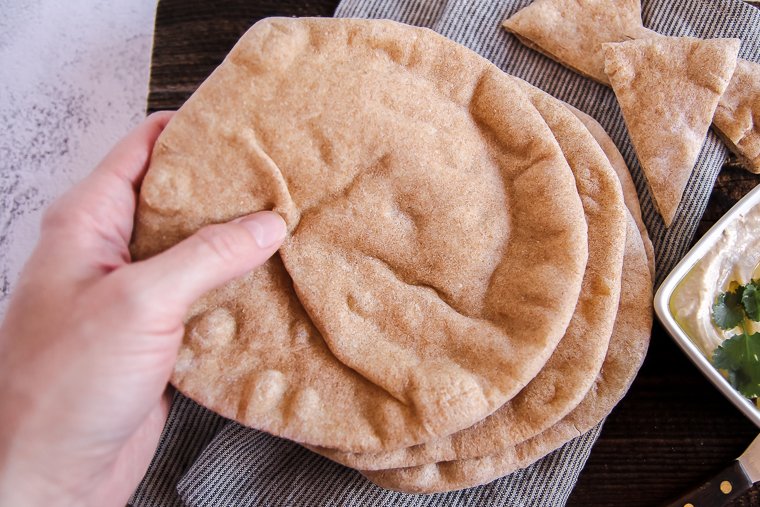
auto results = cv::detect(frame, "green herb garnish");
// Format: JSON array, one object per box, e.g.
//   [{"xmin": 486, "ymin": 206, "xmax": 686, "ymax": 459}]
[
  {"xmin": 713, "ymin": 287, "xmax": 745, "ymax": 330},
  {"xmin": 712, "ymin": 332, "xmax": 760, "ymax": 398},
  {"xmin": 712, "ymin": 280, "xmax": 760, "ymax": 399},
  {"xmin": 741, "ymin": 281, "xmax": 760, "ymax": 321}
]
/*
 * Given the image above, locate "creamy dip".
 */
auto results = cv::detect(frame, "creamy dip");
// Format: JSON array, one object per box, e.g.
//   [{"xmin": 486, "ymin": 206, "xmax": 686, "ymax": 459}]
[{"xmin": 671, "ymin": 203, "xmax": 760, "ymax": 358}]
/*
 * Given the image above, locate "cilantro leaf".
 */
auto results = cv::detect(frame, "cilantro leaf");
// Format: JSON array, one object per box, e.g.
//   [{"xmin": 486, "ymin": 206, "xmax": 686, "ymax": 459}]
[
  {"xmin": 712, "ymin": 332, "xmax": 760, "ymax": 399},
  {"xmin": 742, "ymin": 281, "xmax": 760, "ymax": 321},
  {"xmin": 713, "ymin": 287, "xmax": 746, "ymax": 330}
]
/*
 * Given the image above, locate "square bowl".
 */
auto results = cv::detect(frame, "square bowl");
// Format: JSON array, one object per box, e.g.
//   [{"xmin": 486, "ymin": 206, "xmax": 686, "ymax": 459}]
[{"xmin": 655, "ymin": 183, "xmax": 760, "ymax": 428}]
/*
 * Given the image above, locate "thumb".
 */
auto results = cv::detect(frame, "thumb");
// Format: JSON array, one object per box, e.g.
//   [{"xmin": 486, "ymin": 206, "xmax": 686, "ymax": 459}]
[{"xmin": 120, "ymin": 211, "xmax": 287, "ymax": 319}]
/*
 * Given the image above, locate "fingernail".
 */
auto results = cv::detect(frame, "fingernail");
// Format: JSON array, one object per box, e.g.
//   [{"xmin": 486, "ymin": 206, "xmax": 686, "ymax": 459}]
[{"xmin": 238, "ymin": 211, "xmax": 287, "ymax": 248}]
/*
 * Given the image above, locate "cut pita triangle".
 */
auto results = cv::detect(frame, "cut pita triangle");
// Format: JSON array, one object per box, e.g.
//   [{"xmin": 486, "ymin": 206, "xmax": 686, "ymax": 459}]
[
  {"xmin": 603, "ymin": 36, "xmax": 740, "ymax": 227},
  {"xmin": 714, "ymin": 59, "xmax": 760, "ymax": 173},
  {"xmin": 503, "ymin": 0, "xmax": 655, "ymax": 85}
]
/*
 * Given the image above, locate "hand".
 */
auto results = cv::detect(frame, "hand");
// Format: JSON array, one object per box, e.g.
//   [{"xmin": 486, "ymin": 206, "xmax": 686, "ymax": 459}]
[{"xmin": 0, "ymin": 112, "xmax": 287, "ymax": 507}]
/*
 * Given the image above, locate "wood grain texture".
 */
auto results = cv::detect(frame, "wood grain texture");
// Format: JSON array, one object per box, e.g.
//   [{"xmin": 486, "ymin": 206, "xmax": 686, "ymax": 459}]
[
  {"xmin": 148, "ymin": 0, "xmax": 340, "ymax": 112},
  {"xmin": 148, "ymin": 1, "xmax": 760, "ymax": 505}
]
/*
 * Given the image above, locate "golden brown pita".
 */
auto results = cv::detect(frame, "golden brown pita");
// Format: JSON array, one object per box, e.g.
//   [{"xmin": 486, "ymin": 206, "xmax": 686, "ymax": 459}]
[
  {"xmin": 502, "ymin": 0, "xmax": 655, "ymax": 85},
  {"xmin": 362, "ymin": 213, "xmax": 652, "ymax": 493},
  {"xmin": 566, "ymin": 105, "xmax": 655, "ymax": 277},
  {"xmin": 603, "ymin": 36, "xmax": 740, "ymax": 227},
  {"xmin": 504, "ymin": 0, "xmax": 760, "ymax": 175},
  {"xmin": 713, "ymin": 59, "xmax": 760, "ymax": 173},
  {"xmin": 132, "ymin": 17, "xmax": 589, "ymax": 452},
  {"xmin": 312, "ymin": 80, "xmax": 626, "ymax": 469}
]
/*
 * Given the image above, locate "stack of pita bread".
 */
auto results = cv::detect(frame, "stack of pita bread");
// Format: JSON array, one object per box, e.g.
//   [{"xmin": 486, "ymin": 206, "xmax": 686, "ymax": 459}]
[
  {"xmin": 131, "ymin": 18, "xmax": 653, "ymax": 493},
  {"xmin": 504, "ymin": 0, "xmax": 754, "ymax": 227}
]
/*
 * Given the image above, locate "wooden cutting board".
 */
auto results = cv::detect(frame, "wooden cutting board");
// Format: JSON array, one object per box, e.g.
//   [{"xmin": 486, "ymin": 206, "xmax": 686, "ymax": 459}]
[{"xmin": 148, "ymin": 1, "xmax": 760, "ymax": 505}]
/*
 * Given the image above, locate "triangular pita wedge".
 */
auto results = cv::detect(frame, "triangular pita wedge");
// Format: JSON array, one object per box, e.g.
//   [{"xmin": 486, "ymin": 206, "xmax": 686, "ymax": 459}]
[
  {"xmin": 603, "ymin": 36, "xmax": 740, "ymax": 227},
  {"xmin": 503, "ymin": 1, "xmax": 760, "ymax": 176},
  {"xmin": 503, "ymin": 0, "xmax": 655, "ymax": 84},
  {"xmin": 713, "ymin": 59, "xmax": 760, "ymax": 173}
]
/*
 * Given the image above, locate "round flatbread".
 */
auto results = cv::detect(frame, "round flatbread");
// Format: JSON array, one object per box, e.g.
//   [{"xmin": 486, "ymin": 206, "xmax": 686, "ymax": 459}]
[
  {"xmin": 313, "ymin": 79, "xmax": 627, "ymax": 468},
  {"xmin": 132, "ymin": 17, "xmax": 588, "ymax": 452},
  {"xmin": 566, "ymin": 104, "xmax": 655, "ymax": 277},
  {"xmin": 363, "ymin": 213, "xmax": 652, "ymax": 492}
]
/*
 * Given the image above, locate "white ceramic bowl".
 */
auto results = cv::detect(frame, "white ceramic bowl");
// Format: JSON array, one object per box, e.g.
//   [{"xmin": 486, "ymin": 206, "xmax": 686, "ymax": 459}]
[{"xmin": 655, "ymin": 183, "xmax": 760, "ymax": 428}]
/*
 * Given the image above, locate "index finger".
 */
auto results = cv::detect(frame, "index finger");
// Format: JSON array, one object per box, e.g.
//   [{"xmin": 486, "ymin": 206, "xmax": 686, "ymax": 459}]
[
  {"xmin": 37, "ymin": 111, "xmax": 176, "ymax": 278},
  {"xmin": 92, "ymin": 110, "xmax": 176, "ymax": 188}
]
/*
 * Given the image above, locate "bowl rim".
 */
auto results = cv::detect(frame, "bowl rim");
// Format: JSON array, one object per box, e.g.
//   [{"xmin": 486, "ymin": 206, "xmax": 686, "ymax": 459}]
[{"xmin": 654, "ymin": 182, "xmax": 760, "ymax": 428}]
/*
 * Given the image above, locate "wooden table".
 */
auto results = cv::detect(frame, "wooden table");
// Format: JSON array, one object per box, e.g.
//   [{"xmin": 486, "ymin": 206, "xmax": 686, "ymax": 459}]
[{"xmin": 148, "ymin": 1, "xmax": 760, "ymax": 504}]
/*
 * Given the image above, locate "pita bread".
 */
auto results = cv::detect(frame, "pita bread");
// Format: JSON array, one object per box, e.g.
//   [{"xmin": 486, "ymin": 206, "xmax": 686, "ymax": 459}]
[
  {"xmin": 363, "ymin": 213, "xmax": 652, "ymax": 493},
  {"xmin": 312, "ymin": 80, "xmax": 626, "ymax": 469},
  {"xmin": 504, "ymin": 1, "xmax": 760, "ymax": 175},
  {"xmin": 566, "ymin": 105, "xmax": 655, "ymax": 278},
  {"xmin": 132, "ymin": 17, "xmax": 589, "ymax": 452},
  {"xmin": 602, "ymin": 36, "xmax": 740, "ymax": 227},
  {"xmin": 502, "ymin": 0, "xmax": 655, "ymax": 85},
  {"xmin": 713, "ymin": 59, "xmax": 760, "ymax": 173}
]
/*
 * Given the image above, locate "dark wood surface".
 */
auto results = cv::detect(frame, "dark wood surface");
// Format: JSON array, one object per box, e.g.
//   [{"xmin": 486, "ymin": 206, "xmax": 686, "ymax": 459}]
[{"xmin": 148, "ymin": 1, "xmax": 760, "ymax": 505}]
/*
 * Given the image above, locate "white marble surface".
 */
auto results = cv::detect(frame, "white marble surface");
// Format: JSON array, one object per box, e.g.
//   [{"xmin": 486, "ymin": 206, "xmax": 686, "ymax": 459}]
[{"xmin": 0, "ymin": 0, "xmax": 158, "ymax": 315}]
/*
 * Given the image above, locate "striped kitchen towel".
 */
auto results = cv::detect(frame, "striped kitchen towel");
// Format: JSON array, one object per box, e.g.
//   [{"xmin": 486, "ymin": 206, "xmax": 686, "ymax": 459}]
[{"xmin": 130, "ymin": 0, "xmax": 760, "ymax": 505}]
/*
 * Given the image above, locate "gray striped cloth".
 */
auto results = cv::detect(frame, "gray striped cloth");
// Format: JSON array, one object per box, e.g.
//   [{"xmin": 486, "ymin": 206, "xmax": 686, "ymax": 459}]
[{"xmin": 130, "ymin": 0, "xmax": 760, "ymax": 505}]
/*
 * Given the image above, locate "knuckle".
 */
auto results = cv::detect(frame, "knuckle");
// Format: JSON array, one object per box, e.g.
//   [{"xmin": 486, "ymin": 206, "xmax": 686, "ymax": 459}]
[
  {"xmin": 148, "ymin": 110, "xmax": 172, "ymax": 121},
  {"xmin": 105, "ymin": 266, "xmax": 180, "ymax": 325},
  {"xmin": 194, "ymin": 224, "xmax": 251, "ymax": 263},
  {"xmin": 106, "ymin": 267, "xmax": 168, "ymax": 323},
  {"xmin": 40, "ymin": 199, "xmax": 67, "ymax": 231},
  {"xmin": 147, "ymin": 110, "xmax": 174, "ymax": 129},
  {"xmin": 107, "ymin": 270, "xmax": 142, "ymax": 310},
  {"xmin": 40, "ymin": 192, "xmax": 94, "ymax": 235}
]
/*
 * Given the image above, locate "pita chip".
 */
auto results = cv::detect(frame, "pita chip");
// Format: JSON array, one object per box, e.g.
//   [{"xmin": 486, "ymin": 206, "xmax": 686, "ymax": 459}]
[
  {"xmin": 603, "ymin": 36, "xmax": 740, "ymax": 226},
  {"xmin": 714, "ymin": 59, "xmax": 760, "ymax": 173},
  {"xmin": 503, "ymin": 0, "xmax": 655, "ymax": 85}
]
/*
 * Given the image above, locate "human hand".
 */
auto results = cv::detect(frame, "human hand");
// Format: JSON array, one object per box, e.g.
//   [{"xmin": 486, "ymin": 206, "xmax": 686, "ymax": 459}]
[{"xmin": 0, "ymin": 112, "xmax": 287, "ymax": 507}]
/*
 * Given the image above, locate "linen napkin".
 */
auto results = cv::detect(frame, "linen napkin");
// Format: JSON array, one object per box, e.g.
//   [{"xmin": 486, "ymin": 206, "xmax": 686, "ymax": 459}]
[{"xmin": 130, "ymin": 0, "xmax": 760, "ymax": 505}]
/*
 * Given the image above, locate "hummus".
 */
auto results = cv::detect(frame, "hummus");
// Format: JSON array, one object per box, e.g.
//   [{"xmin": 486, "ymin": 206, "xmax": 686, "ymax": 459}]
[{"xmin": 671, "ymin": 203, "xmax": 760, "ymax": 357}]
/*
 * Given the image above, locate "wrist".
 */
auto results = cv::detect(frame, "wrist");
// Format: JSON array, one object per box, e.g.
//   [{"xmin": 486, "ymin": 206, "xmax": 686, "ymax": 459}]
[
  {"xmin": 0, "ymin": 382, "xmax": 80, "ymax": 507},
  {"xmin": 0, "ymin": 467, "xmax": 79, "ymax": 507},
  {"xmin": 0, "ymin": 435, "xmax": 81, "ymax": 507}
]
